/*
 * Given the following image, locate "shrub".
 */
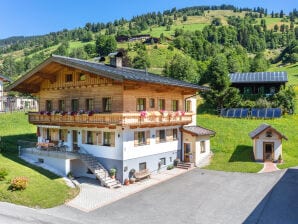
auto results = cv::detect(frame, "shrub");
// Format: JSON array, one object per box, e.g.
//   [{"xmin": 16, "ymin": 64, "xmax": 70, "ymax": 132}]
[
  {"xmin": 109, "ymin": 168, "xmax": 116, "ymax": 176},
  {"xmin": 167, "ymin": 164, "xmax": 174, "ymax": 170},
  {"xmin": 10, "ymin": 176, "xmax": 29, "ymax": 191},
  {"xmin": 0, "ymin": 168, "xmax": 8, "ymax": 181}
]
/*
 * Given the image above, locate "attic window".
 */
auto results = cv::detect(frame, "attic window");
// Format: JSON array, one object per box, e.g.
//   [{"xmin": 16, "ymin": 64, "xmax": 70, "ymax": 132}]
[
  {"xmin": 266, "ymin": 131, "xmax": 272, "ymax": 137},
  {"xmin": 79, "ymin": 73, "xmax": 86, "ymax": 81}
]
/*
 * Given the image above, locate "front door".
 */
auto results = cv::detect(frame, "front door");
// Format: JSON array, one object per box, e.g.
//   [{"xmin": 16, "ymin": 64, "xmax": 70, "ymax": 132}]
[
  {"xmin": 184, "ymin": 143, "xmax": 191, "ymax": 162},
  {"xmin": 72, "ymin": 130, "xmax": 78, "ymax": 150},
  {"xmin": 264, "ymin": 143, "xmax": 274, "ymax": 161}
]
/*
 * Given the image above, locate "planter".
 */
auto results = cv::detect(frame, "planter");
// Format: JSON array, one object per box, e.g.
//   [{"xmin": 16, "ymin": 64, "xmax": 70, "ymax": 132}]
[
  {"xmin": 124, "ymin": 178, "xmax": 130, "ymax": 185},
  {"xmin": 129, "ymin": 177, "xmax": 136, "ymax": 184}
]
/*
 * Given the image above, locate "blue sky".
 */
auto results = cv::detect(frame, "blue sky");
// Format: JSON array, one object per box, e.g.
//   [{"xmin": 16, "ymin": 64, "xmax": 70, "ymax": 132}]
[{"xmin": 0, "ymin": 0, "xmax": 296, "ymax": 39}]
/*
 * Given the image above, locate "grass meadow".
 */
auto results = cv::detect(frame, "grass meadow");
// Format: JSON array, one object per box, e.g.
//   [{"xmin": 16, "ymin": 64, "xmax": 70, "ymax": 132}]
[{"xmin": 0, "ymin": 112, "xmax": 78, "ymax": 208}]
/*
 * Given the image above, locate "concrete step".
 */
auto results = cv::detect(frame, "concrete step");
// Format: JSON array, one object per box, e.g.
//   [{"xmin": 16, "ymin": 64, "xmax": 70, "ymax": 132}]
[{"xmin": 176, "ymin": 162, "xmax": 193, "ymax": 170}]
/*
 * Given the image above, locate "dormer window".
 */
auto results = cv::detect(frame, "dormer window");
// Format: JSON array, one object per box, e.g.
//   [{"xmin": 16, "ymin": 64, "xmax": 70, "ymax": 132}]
[{"xmin": 266, "ymin": 131, "xmax": 272, "ymax": 137}]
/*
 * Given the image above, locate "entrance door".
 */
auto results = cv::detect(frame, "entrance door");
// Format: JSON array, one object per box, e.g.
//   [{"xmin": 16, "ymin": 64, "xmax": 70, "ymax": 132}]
[
  {"xmin": 72, "ymin": 130, "xmax": 78, "ymax": 150},
  {"xmin": 264, "ymin": 143, "xmax": 274, "ymax": 161},
  {"xmin": 184, "ymin": 143, "xmax": 191, "ymax": 162}
]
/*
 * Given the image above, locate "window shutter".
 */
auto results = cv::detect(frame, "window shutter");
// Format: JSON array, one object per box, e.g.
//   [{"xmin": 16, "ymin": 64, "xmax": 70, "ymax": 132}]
[
  {"xmin": 134, "ymin": 132, "xmax": 138, "ymax": 147},
  {"xmin": 110, "ymin": 132, "xmax": 115, "ymax": 147},
  {"xmin": 146, "ymin": 131, "xmax": 150, "ymax": 145},
  {"xmin": 156, "ymin": 130, "xmax": 160, "ymax": 143},
  {"xmin": 166, "ymin": 129, "xmax": 173, "ymax": 141},
  {"xmin": 97, "ymin": 131, "xmax": 102, "ymax": 145},
  {"xmin": 82, "ymin": 130, "xmax": 86, "ymax": 144}
]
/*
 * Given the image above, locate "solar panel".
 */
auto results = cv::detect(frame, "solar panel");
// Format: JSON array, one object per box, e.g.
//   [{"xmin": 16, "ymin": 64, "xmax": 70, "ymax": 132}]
[
  {"xmin": 234, "ymin": 109, "xmax": 241, "ymax": 118},
  {"xmin": 266, "ymin": 108, "xmax": 274, "ymax": 118},
  {"xmin": 258, "ymin": 109, "xmax": 266, "ymax": 118},
  {"xmin": 241, "ymin": 108, "xmax": 249, "ymax": 118},
  {"xmin": 229, "ymin": 72, "xmax": 288, "ymax": 83},
  {"xmin": 273, "ymin": 108, "xmax": 282, "ymax": 118},
  {"xmin": 227, "ymin": 109, "xmax": 235, "ymax": 117},
  {"xmin": 220, "ymin": 108, "xmax": 226, "ymax": 117}
]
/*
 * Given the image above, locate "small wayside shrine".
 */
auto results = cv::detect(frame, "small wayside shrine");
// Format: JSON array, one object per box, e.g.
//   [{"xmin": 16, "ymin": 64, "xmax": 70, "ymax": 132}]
[{"xmin": 249, "ymin": 124, "xmax": 287, "ymax": 162}]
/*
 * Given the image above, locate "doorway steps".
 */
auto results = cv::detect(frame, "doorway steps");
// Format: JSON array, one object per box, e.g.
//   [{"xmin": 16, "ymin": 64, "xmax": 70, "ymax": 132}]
[
  {"xmin": 78, "ymin": 151, "xmax": 121, "ymax": 189},
  {"xmin": 176, "ymin": 162, "xmax": 194, "ymax": 170}
]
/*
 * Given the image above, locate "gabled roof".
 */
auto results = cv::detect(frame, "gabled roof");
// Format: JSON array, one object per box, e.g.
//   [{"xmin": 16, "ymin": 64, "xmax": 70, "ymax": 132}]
[
  {"xmin": 229, "ymin": 72, "xmax": 288, "ymax": 84},
  {"xmin": 8, "ymin": 55, "xmax": 207, "ymax": 93},
  {"xmin": 249, "ymin": 123, "xmax": 287, "ymax": 140},
  {"xmin": 0, "ymin": 74, "xmax": 12, "ymax": 82},
  {"xmin": 182, "ymin": 125, "xmax": 216, "ymax": 136}
]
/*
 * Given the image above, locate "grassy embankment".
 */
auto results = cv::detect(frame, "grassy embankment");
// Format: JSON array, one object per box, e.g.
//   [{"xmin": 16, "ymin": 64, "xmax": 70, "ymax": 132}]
[{"xmin": 0, "ymin": 112, "xmax": 78, "ymax": 208}]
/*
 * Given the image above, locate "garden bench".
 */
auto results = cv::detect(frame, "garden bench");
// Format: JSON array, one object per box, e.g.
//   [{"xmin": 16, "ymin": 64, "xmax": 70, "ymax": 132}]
[{"xmin": 134, "ymin": 169, "xmax": 151, "ymax": 181}]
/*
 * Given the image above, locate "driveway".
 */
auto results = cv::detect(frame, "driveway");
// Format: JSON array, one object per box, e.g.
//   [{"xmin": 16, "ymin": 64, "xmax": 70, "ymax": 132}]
[{"xmin": 1, "ymin": 168, "xmax": 298, "ymax": 224}]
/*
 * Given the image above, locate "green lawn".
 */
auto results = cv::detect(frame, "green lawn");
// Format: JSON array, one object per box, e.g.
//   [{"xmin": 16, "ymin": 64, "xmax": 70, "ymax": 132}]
[
  {"xmin": 0, "ymin": 112, "xmax": 78, "ymax": 208},
  {"xmin": 197, "ymin": 114, "xmax": 298, "ymax": 172}
]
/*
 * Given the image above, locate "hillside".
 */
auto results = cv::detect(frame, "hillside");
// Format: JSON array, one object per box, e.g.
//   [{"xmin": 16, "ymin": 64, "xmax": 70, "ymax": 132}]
[{"xmin": 0, "ymin": 5, "xmax": 297, "ymax": 87}]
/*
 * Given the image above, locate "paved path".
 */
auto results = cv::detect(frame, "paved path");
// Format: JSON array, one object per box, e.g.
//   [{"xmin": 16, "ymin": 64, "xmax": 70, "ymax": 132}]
[
  {"xmin": 1, "ymin": 167, "xmax": 298, "ymax": 224},
  {"xmin": 259, "ymin": 162, "xmax": 279, "ymax": 173},
  {"xmin": 66, "ymin": 168, "xmax": 188, "ymax": 212}
]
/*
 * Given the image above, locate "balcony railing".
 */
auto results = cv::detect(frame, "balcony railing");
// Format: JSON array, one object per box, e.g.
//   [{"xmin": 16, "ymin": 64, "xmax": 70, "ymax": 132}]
[{"xmin": 28, "ymin": 111, "xmax": 193, "ymax": 127}]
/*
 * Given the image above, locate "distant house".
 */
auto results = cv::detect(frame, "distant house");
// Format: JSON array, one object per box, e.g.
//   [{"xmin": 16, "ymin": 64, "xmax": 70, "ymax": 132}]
[
  {"xmin": 143, "ymin": 37, "xmax": 160, "ymax": 44},
  {"xmin": 249, "ymin": 124, "xmax": 287, "ymax": 162},
  {"xmin": 229, "ymin": 72, "xmax": 288, "ymax": 99},
  {"xmin": 0, "ymin": 74, "xmax": 11, "ymax": 112}
]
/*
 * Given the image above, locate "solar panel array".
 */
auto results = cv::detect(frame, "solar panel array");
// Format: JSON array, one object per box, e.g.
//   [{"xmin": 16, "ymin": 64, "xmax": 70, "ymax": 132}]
[{"xmin": 220, "ymin": 108, "xmax": 282, "ymax": 119}]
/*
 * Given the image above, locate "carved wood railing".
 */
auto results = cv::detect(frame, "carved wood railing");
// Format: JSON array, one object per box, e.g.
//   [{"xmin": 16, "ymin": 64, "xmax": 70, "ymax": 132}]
[{"xmin": 28, "ymin": 111, "xmax": 193, "ymax": 127}]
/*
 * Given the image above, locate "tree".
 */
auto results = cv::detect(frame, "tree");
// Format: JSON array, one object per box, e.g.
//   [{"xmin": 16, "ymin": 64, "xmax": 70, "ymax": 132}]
[
  {"xmin": 200, "ymin": 54, "xmax": 241, "ymax": 109},
  {"xmin": 54, "ymin": 41, "xmax": 69, "ymax": 56},
  {"xmin": 95, "ymin": 35, "xmax": 117, "ymax": 56},
  {"xmin": 163, "ymin": 54, "xmax": 199, "ymax": 84},
  {"xmin": 84, "ymin": 43, "xmax": 96, "ymax": 56},
  {"xmin": 211, "ymin": 18, "xmax": 222, "ymax": 26},
  {"xmin": 182, "ymin": 15, "xmax": 188, "ymax": 22},
  {"xmin": 250, "ymin": 53, "xmax": 268, "ymax": 72},
  {"xmin": 69, "ymin": 47, "xmax": 88, "ymax": 59},
  {"xmin": 272, "ymin": 85, "xmax": 296, "ymax": 114},
  {"xmin": 132, "ymin": 50, "xmax": 150, "ymax": 69}
]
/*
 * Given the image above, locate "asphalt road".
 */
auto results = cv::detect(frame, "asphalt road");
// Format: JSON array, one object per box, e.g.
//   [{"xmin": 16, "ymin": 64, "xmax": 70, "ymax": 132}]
[{"xmin": 1, "ymin": 168, "xmax": 298, "ymax": 224}]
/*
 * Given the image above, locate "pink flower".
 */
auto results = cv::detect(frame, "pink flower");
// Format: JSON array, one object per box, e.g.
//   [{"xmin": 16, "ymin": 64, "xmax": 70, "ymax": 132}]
[{"xmin": 140, "ymin": 111, "xmax": 147, "ymax": 117}]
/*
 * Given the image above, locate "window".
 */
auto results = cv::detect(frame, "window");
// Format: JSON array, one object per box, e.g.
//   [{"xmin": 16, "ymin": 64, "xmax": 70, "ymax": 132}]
[
  {"xmin": 58, "ymin": 100, "xmax": 65, "ymax": 111},
  {"xmin": 270, "ymin": 87, "xmax": 276, "ymax": 94},
  {"xmin": 149, "ymin": 98, "xmax": 155, "ymax": 108},
  {"xmin": 160, "ymin": 158, "xmax": 166, "ymax": 165},
  {"xmin": 139, "ymin": 162, "xmax": 146, "ymax": 171},
  {"xmin": 244, "ymin": 87, "xmax": 252, "ymax": 94},
  {"xmin": 65, "ymin": 74, "xmax": 73, "ymax": 82},
  {"xmin": 59, "ymin": 129, "xmax": 67, "ymax": 141},
  {"xmin": 46, "ymin": 128, "xmax": 51, "ymax": 140},
  {"xmin": 159, "ymin": 130, "xmax": 166, "ymax": 142},
  {"xmin": 158, "ymin": 99, "xmax": 165, "ymax": 110},
  {"xmin": 266, "ymin": 131, "xmax": 272, "ymax": 138},
  {"xmin": 136, "ymin": 98, "xmax": 146, "ymax": 111},
  {"xmin": 200, "ymin": 141, "xmax": 206, "ymax": 153},
  {"xmin": 186, "ymin": 100, "xmax": 191, "ymax": 112},
  {"xmin": 86, "ymin": 99, "xmax": 94, "ymax": 111},
  {"xmin": 71, "ymin": 99, "xmax": 79, "ymax": 112},
  {"xmin": 87, "ymin": 131, "xmax": 93, "ymax": 144},
  {"xmin": 78, "ymin": 73, "xmax": 86, "ymax": 81},
  {"xmin": 134, "ymin": 131, "xmax": 150, "ymax": 146},
  {"xmin": 103, "ymin": 132, "xmax": 115, "ymax": 147},
  {"xmin": 103, "ymin": 97, "xmax": 111, "ymax": 112},
  {"xmin": 45, "ymin": 100, "xmax": 52, "ymax": 111},
  {"xmin": 138, "ymin": 131, "xmax": 146, "ymax": 145},
  {"xmin": 172, "ymin": 100, "xmax": 179, "ymax": 111},
  {"xmin": 173, "ymin": 129, "xmax": 178, "ymax": 140}
]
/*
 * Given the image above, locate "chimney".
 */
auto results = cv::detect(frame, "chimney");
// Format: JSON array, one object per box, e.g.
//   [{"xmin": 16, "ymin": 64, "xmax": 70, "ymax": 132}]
[{"xmin": 108, "ymin": 52, "xmax": 123, "ymax": 68}]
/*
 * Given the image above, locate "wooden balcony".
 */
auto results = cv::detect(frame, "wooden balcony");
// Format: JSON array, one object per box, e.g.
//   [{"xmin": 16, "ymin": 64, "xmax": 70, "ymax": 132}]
[{"xmin": 28, "ymin": 111, "xmax": 193, "ymax": 128}]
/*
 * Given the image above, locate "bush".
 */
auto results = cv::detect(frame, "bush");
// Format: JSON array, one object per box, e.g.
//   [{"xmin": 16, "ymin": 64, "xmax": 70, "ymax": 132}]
[
  {"xmin": 0, "ymin": 168, "xmax": 8, "ymax": 181},
  {"xmin": 167, "ymin": 164, "xmax": 174, "ymax": 170},
  {"xmin": 109, "ymin": 168, "xmax": 116, "ymax": 176},
  {"xmin": 10, "ymin": 177, "xmax": 29, "ymax": 191}
]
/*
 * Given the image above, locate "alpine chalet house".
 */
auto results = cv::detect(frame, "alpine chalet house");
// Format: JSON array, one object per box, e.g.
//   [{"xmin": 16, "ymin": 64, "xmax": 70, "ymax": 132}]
[{"xmin": 9, "ymin": 53, "xmax": 214, "ymax": 187}]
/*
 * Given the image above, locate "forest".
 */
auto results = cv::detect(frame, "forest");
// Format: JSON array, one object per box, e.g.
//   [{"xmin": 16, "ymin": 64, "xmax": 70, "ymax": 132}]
[{"xmin": 0, "ymin": 5, "xmax": 297, "ymax": 112}]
